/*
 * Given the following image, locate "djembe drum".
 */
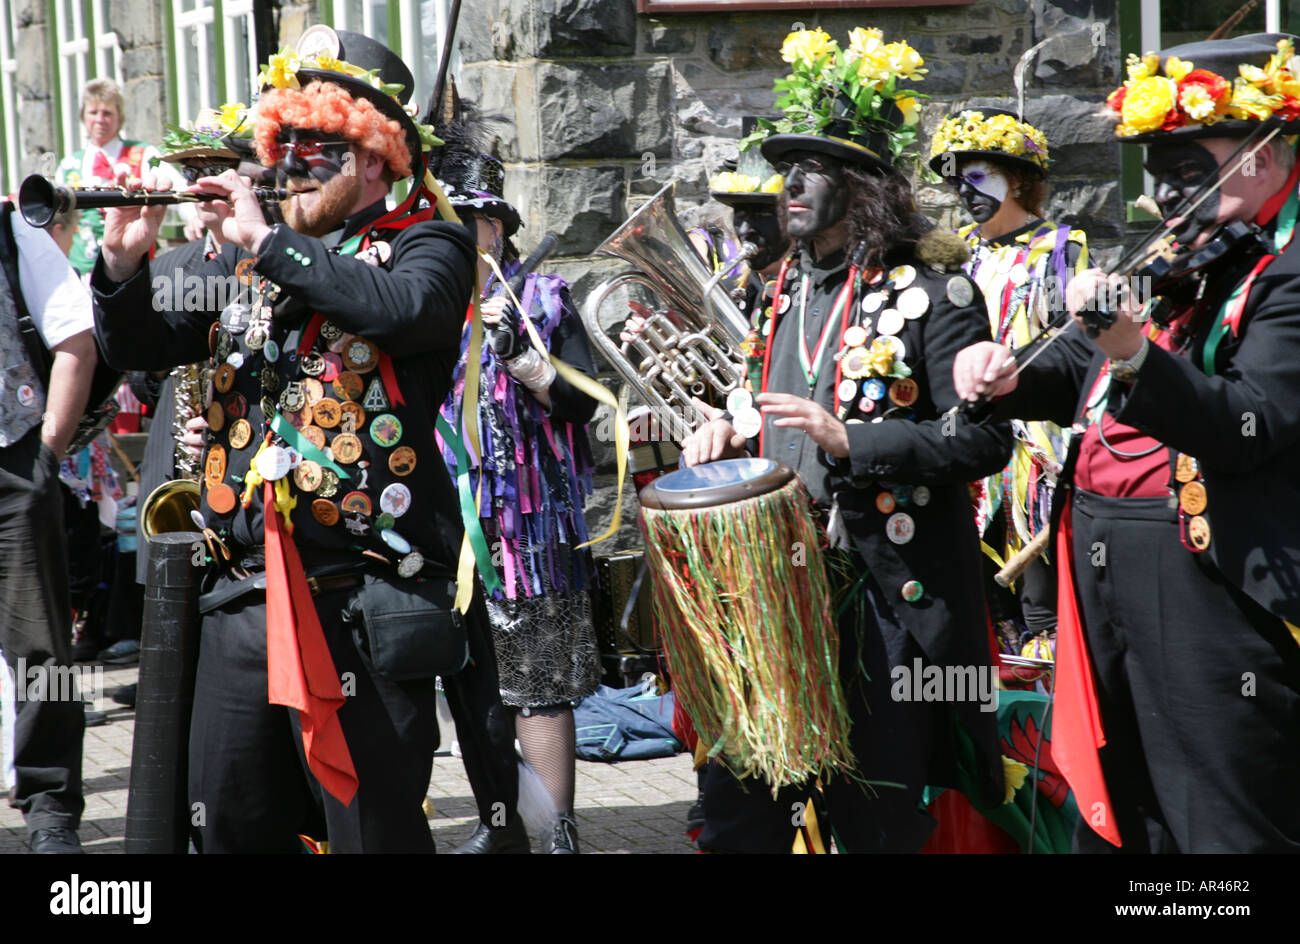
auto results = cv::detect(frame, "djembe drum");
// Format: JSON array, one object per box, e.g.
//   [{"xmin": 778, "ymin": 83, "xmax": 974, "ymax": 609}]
[{"xmin": 639, "ymin": 457, "xmax": 854, "ymax": 789}]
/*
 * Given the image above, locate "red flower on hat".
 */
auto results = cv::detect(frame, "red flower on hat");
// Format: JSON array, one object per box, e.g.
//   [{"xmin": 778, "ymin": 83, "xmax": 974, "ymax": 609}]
[{"xmin": 1105, "ymin": 85, "xmax": 1126, "ymax": 113}]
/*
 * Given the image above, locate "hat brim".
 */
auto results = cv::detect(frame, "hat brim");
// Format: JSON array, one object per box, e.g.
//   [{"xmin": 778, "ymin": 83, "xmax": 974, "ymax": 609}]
[
  {"xmin": 711, "ymin": 191, "xmax": 779, "ymax": 207},
  {"xmin": 162, "ymin": 145, "xmax": 241, "ymax": 164},
  {"xmin": 292, "ymin": 69, "xmax": 423, "ymax": 175},
  {"xmin": 928, "ymin": 149, "xmax": 1047, "ymax": 178},
  {"xmin": 451, "ymin": 194, "xmax": 521, "ymax": 237},
  {"xmin": 760, "ymin": 133, "xmax": 892, "ymax": 174},
  {"xmin": 1119, "ymin": 116, "xmax": 1300, "ymax": 144}
]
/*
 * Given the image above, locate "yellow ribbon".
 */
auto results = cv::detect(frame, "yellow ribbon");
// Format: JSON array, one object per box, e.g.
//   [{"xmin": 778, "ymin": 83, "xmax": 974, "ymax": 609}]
[{"xmin": 479, "ymin": 249, "xmax": 628, "ymax": 548}]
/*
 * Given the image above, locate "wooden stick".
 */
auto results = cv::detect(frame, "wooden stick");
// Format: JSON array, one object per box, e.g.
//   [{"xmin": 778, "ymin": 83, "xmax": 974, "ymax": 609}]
[
  {"xmin": 107, "ymin": 432, "xmax": 139, "ymax": 482},
  {"xmin": 995, "ymin": 526, "xmax": 1052, "ymax": 588}
]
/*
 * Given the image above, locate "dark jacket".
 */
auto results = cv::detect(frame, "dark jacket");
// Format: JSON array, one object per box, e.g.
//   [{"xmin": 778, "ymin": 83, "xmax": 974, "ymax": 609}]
[
  {"xmin": 994, "ymin": 236, "xmax": 1300, "ymax": 626},
  {"xmin": 828, "ymin": 246, "xmax": 1013, "ymax": 809},
  {"xmin": 92, "ymin": 199, "xmax": 476, "ymax": 572}
]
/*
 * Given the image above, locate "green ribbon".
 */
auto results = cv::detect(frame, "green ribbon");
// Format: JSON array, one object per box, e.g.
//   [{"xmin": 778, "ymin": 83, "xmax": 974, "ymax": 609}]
[
  {"xmin": 270, "ymin": 411, "xmax": 350, "ymax": 479},
  {"xmin": 435, "ymin": 412, "xmax": 503, "ymax": 595},
  {"xmin": 1203, "ymin": 183, "xmax": 1300, "ymax": 376}
]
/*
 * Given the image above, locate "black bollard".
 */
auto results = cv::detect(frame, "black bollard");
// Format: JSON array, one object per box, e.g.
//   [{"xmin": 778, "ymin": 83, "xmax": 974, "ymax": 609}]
[{"xmin": 125, "ymin": 530, "xmax": 204, "ymax": 853}]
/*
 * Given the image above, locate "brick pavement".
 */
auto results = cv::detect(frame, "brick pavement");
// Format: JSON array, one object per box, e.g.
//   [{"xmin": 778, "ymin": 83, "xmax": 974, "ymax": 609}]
[{"xmin": 1, "ymin": 664, "xmax": 699, "ymax": 854}]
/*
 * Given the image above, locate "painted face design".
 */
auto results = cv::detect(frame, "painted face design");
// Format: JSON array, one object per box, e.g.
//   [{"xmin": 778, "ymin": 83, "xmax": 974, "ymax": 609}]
[
  {"xmin": 269, "ymin": 128, "xmax": 353, "ymax": 191},
  {"xmin": 956, "ymin": 159, "xmax": 1010, "ymax": 224},
  {"xmin": 732, "ymin": 204, "xmax": 788, "ymax": 272},
  {"xmin": 780, "ymin": 152, "xmax": 848, "ymax": 241},
  {"xmin": 1144, "ymin": 141, "xmax": 1220, "ymax": 245}
]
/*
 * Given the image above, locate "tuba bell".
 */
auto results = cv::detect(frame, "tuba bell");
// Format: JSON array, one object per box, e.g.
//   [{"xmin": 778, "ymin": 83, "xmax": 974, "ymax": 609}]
[{"xmin": 581, "ymin": 181, "xmax": 752, "ymax": 443}]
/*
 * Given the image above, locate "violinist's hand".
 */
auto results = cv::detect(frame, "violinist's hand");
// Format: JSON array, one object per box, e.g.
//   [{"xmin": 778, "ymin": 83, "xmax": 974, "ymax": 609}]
[
  {"xmin": 756, "ymin": 392, "xmax": 849, "ymax": 458},
  {"xmin": 101, "ymin": 166, "xmax": 169, "ymax": 283},
  {"xmin": 681, "ymin": 398, "xmax": 747, "ymax": 467},
  {"xmin": 1067, "ymin": 268, "xmax": 1146, "ymax": 361},
  {"xmin": 954, "ymin": 342, "xmax": 1017, "ymax": 402}
]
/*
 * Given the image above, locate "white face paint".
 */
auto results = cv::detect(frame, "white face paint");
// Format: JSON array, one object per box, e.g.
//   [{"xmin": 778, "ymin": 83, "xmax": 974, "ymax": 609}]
[{"xmin": 960, "ymin": 160, "xmax": 1010, "ymax": 203}]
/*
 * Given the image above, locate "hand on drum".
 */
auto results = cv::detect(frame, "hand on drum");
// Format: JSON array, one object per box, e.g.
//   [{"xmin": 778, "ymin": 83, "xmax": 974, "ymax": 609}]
[
  {"xmin": 953, "ymin": 341, "xmax": 1018, "ymax": 402},
  {"xmin": 681, "ymin": 398, "xmax": 747, "ymax": 467},
  {"xmin": 756, "ymin": 392, "xmax": 849, "ymax": 459}
]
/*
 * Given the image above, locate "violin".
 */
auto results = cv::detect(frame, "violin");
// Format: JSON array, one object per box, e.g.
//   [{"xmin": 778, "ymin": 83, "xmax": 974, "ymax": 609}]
[{"xmin": 958, "ymin": 118, "xmax": 1286, "ymax": 418}]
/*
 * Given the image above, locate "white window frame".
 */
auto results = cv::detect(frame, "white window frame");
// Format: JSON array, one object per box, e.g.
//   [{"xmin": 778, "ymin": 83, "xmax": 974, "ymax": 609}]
[
  {"xmin": 0, "ymin": 3, "xmax": 22, "ymax": 194},
  {"xmin": 90, "ymin": 0, "xmax": 123, "ymax": 89},
  {"xmin": 54, "ymin": 0, "xmax": 92, "ymax": 152},
  {"xmin": 172, "ymin": 0, "xmax": 218, "ymax": 122},
  {"xmin": 222, "ymin": 0, "xmax": 259, "ymax": 106}
]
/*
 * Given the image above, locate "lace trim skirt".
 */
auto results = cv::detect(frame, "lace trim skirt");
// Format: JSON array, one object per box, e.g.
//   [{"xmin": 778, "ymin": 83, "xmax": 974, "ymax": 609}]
[{"xmin": 485, "ymin": 590, "xmax": 601, "ymax": 709}]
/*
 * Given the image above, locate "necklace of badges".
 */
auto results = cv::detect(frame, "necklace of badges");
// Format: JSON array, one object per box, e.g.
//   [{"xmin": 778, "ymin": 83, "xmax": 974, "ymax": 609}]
[{"xmin": 201, "ymin": 230, "xmax": 426, "ymax": 579}]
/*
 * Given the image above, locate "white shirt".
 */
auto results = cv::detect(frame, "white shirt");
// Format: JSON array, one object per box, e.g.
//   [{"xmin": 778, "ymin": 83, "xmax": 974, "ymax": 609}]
[{"xmin": 10, "ymin": 210, "xmax": 94, "ymax": 349}]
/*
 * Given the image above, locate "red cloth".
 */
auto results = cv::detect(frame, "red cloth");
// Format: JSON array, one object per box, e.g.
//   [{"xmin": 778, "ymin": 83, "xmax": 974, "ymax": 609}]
[
  {"xmin": 263, "ymin": 481, "xmax": 358, "ymax": 806},
  {"xmin": 1072, "ymin": 319, "xmax": 1190, "ymax": 497},
  {"xmin": 90, "ymin": 148, "xmax": 113, "ymax": 182},
  {"xmin": 1050, "ymin": 500, "xmax": 1121, "ymax": 846}
]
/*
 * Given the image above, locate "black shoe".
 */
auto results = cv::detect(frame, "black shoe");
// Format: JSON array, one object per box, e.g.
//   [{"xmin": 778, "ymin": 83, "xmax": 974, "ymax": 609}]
[
  {"xmin": 71, "ymin": 636, "xmax": 100, "ymax": 663},
  {"xmin": 686, "ymin": 789, "xmax": 706, "ymax": 832},
  {"xmin": 541, "ymin": 813, "xmax": 580, "ymax": 854},
  {"xmin": 450, "ymin": 818, "xmax": 530, "ymax": 854},
  {"xmin": 30, "ymin": 827, "xmax": 85, "ymax": 854},
  {"xmin": 112, "ymin": 683, "xmax": 137, "ymax": 708},
  {"xmin": 84, "ymin": 709, "xmax": 108, "ymax": 727}
]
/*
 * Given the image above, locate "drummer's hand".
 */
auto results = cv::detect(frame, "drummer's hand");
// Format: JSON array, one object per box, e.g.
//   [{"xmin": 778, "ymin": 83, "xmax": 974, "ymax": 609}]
[
  {"xmin": 180, "ymin": 415, "xmax": 209, "ymax": 460},
  {"xmin": 189, "ymin": 170, "xmax": 271, "ymax": 254},
  {"xmin": 681, "ymin": 399, "xmax": 746, "ymax": 467},
  {"xmin": 100, "ymin": 166, "xmax": 169, "ymax": 284},
  {"xmin": 757, "ymin": 392, "xmax": 849, "ymax": 458},
  {"xmin": 953, "ymin": 341, "xmax": 1017, "ymax": 402}
]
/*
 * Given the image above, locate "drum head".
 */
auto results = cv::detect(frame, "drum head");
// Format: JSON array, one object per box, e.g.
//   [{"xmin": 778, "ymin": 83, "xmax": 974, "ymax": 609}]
[{"xmin": 638, "ymin": 457, "xmax": 795, "ymax": 510}]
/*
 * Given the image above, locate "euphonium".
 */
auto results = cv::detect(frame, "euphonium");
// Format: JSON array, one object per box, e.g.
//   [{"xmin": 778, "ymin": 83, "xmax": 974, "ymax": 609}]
[
  {"xmin": 580, "ymin": 181, "xmax": 751, "ymax": 443},
  {"xmin": 141, "ymin": 366, "xmax": 205, "ymax": 541}
]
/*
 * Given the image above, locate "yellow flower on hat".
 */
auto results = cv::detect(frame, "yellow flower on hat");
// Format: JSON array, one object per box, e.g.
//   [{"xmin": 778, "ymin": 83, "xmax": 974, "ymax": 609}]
[
  {"xmin": 1125, "ymin": 52, "xmax": 1160, "ymax": 81},
  {"xmin": 896, "ymin": 95, "xmax": 921, "ymax": 126},
  {"xmin": 1179, "ymin": 84, "xmax": 1220, "ymax": 121},
  {"xmin": 1120, "ymin": 75, "xmax": 1177, "ymax": 133},
  {"xmin": 1227, "ymin": 78, "xmax": 1283, "ymax": 120},
  {"xmin": 710, "ymin": 171, "xmax": 760, "ymax": 193},
  {"xmin": 217, "ymin": 102, "xmax": 249, "ymax": 133},
  {"xmin": 781, "ymin": 28, "xmax": 838, "ymax": 69},
  {"xmin": 1164, "ymin": 55, "xmax": 1194, "ymax": 83},
  {"xmin": 760, "ymin": 173, "xmax": 785, "ymax": 193},
  {"xmin": 261, "ymin": 52, "xmax": 302, "ymax": 90},
  {"xmin": 883, "ymin": 41, "xmax": 926, "ymax": 78}
]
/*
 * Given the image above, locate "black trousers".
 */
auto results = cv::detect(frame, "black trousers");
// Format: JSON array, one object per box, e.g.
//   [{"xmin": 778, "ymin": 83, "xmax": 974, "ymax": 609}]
[
  {"xmin": 188, "ymin": 582, "xmax": 439, "ymax": 853},
  {"xmin": 441, "ymin": 591, "xmax": 519, "ymax": 825},
  {"xmin": 698, "ymin": 575, "xmax": 939, "ymax": 854},
  {"xmin": 0, "ymin": 431, "xmax": 84, "ymax": 830},
  {"xmin": 1070, "ymin": 489, "xmax": 1300, "ymax": 853}
]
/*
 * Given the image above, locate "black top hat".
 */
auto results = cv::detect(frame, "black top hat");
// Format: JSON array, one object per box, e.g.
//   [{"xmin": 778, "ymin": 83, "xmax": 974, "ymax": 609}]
[
  {"xmin": 427, "ymin": 95, "xmax": 521, "ymax": 236},
  {"xmin": 278, "ymin": 26, "xmax": 424, "ymax": 175},
  {"xmin": 1117, "ymin": 32, "xmax": 1300, "ymax": 143},
  {"xmin": 927, "ymin": 107, "xmax": 1049, "ymax": 178}
]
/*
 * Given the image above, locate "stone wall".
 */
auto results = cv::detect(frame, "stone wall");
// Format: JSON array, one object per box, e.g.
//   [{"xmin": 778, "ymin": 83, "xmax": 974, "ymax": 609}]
[
  {"xmin": 452, "ymin": 0, "xmax": 1125, "ymax": 545},
  {"xmin": 13, "ymin": 0, "xmax": 55, "ymax": 177}
]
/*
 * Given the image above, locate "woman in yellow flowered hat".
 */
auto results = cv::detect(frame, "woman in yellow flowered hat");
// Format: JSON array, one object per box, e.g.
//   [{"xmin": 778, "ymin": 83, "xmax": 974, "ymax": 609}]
[{"xmin": 930, "ymin": 107, "xmax": 1090, "ymax": 651}]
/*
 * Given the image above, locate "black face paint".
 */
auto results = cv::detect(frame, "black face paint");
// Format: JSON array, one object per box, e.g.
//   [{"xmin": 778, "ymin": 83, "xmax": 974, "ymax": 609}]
[
  {"xmin": 271, "ymin": 128, "xmax": 353, "ymax": 191},
  {"xmin": 953, "ymin": 160, "xmax": 1010, "ymax": 224},
  {"xmin": 733, "ymin": 204, "xmax": 789, "ymax": 272},
  {"xmin": 1145, "ymin": 141, "xmax": 1220, "ymax": 244},
  {"xmin": 781, "ymin": 151, "xmax": 848, "ymax": 241}
]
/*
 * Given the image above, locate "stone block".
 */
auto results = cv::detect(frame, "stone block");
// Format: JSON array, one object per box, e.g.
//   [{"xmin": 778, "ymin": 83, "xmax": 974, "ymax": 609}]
[
  {"xmin": 110, "ymin": 0, "xmax": 160, "ymax": 47},
  {"xmin": 1048, "ymin": 178, "xmax": 1123, "ymax": 240},
  {"xmin": 946, "ymin": 33, "xmax": 1004, "ymax": 56},
  {"xmin": 122, "ymin": 76, "xmax": 167, "ymax": 144},
  {"xmin": 456, "ymin": 0, "xmax": 499, "ymax": 64},
  {"xmin": 510, "ymin": 163, "xmax": 626, "ymax": 255},
  {"xmin": 643, "ymin": 20, "xmax": 695, "ymax": 55},
  {"xmin": 1023, "ymin": 94, "xmax": 1119, "ymax": 176},
  {"xmin": 533, "ymin": 0, "xmax": 636, "ymax": 59},
  {"xmin": 705, "ymin": 19, "xmax": 786, "ymax": 72},
  {"xmin": 14, "ymin": 26, "xmax": 49, "ymax": 97},
  {"xmin": 120, "ymin": 45, "xmax": 163, "ymax": 83},
  {"xmin": 457, "ymin": 63, "xmax": 523, "ymax": 161},
  {"xmin": 534, "ymin": 61, "xmax": 671, "ymax": 161}
]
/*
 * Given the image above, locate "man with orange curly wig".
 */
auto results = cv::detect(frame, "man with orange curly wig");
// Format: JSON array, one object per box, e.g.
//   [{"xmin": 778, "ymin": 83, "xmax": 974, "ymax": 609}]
[{"xmin": 90, "ymin": 28, "xmax": 480, "ymax": 853}]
